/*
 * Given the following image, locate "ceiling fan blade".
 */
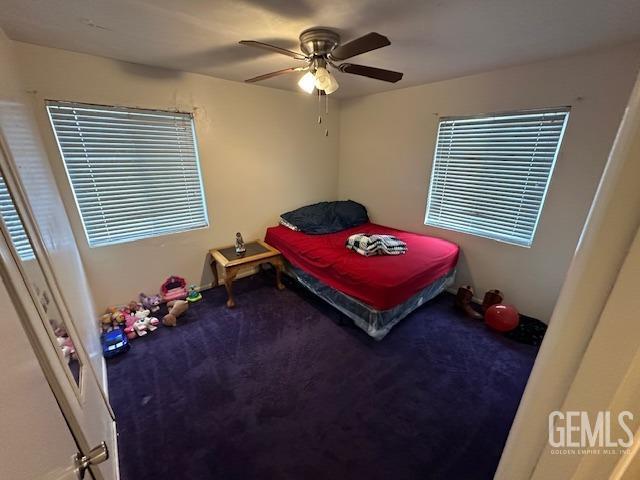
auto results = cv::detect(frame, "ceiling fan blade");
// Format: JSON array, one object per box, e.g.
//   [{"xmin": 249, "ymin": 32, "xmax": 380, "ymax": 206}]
[
  {"xmin": 337, "ymin": 63, "xmax": 403, "ymax": 83},
  {"xmin": 244, "ymin": 66, "xmax": 306, "ymax": 83},
  {"xmin": 329, "ymin": 32, "xmax": 390, "ymax": 61},
  {"xmin": 239, "ymin": 40, "xmax": 306, "ymax": 60}
]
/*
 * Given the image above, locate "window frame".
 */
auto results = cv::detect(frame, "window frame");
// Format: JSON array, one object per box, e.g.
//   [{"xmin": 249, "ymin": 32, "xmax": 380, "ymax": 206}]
[
  {"xmin": 424, "ymin": 107, "xmax": 570, "ymax": 248},
  {"xmin": 46, "ymin": 100, "xmax": 209, "ymax": 248}
]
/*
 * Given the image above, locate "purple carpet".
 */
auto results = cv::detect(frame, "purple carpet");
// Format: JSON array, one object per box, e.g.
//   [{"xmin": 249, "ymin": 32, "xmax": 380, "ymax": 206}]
[{"xmin": 107, "ymin": 272, "xmax": 538, "ymax": 480}]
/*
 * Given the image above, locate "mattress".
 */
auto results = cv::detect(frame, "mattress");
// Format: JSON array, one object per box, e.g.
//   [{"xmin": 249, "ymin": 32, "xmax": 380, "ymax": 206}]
[{"xmin": 264, "ymin": 222, "xmax": 459, "ymax": 311}]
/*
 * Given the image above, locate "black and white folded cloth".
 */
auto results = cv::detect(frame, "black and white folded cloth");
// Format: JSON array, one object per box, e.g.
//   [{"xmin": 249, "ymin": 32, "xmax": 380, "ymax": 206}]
[
  {"xmin": 346, "ymin": 233, "xmax": 408, "ymax": 256},
  {"xmin": 279, "ymin": 217, "xmax": 299, "ymax": 231}
]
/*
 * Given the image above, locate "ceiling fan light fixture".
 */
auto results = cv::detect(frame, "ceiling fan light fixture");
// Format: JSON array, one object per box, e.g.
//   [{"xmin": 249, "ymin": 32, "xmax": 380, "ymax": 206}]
[
  {"xmin": 314, "ymin": 67, "xmax": 331, "ymax": 90},
  {"xmin": 298, "ymin": 71, "xmax": 315, "ymax": 94},
  {"xmin": 324, "ymin": 72, "xmax": 339, "ymax": 94}
]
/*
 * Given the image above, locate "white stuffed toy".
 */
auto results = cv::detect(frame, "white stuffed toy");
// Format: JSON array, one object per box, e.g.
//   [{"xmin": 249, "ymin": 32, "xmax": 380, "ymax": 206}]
[
  {"xmin": 56, "ymin": 336, "xmax": 76, "ymax": 363},
  {"xmin": 135, "ymin": 309, "xmax": 159, "ymax": 332}
]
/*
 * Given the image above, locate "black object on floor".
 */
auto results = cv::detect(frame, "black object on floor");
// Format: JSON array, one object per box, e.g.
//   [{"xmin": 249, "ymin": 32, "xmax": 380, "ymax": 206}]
[
  {"xmin": 107, "ymin": 273, "xmax": 538, "ymax": 480},
  {"xmin": 505, "ymin": 316, "xmax": 548, "ymax": 346}
]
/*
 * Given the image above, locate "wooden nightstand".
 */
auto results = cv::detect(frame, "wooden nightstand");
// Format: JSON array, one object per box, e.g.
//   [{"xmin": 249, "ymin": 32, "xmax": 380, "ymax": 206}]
[{"xmin": 209, "ymin": 240, "xmax": 284, "ymax": 308}]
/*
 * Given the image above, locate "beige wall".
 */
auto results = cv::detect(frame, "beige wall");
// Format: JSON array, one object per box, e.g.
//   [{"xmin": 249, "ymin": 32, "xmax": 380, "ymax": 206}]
[
  {"xmin": 338, "ymin": 43, "xmax": 640, "ymax": 321},
  {"xmin": 14, "ymin": 41, "xmax": 339, "ymax": 309}
]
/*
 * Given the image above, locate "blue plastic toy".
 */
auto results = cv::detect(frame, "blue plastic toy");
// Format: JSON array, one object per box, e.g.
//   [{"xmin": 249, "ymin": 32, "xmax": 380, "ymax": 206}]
[{"xmin": 101, "ymin": 328, "xmax": 130, "ymax": 358}]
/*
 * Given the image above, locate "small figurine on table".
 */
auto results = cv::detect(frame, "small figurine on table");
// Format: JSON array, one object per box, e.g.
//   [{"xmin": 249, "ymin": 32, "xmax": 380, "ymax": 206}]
[
  {"xmin": 187, "ymin": 284, "xmax": 202, "ymax": 303},
  {"xmin": 235, "ymin": 232, "xmax": 246, "ymax": 255}
]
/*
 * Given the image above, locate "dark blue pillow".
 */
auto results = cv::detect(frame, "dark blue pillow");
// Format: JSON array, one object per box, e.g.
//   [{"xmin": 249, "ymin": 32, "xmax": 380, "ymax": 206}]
[{"xmin": 281, "ymin": 200, "xmax": 369, "ymax": 234}]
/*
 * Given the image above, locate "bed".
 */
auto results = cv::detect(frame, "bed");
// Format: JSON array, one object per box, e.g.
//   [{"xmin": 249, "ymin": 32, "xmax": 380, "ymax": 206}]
[{"xmin": 265, "ymin": 222, "xmax": 459, "ymax": 339}]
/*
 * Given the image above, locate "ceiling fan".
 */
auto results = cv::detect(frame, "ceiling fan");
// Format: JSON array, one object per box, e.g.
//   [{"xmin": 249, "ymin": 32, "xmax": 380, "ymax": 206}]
[{"xmin": 239, "ymin": 28, "xmax": 403, "ymax": 95}]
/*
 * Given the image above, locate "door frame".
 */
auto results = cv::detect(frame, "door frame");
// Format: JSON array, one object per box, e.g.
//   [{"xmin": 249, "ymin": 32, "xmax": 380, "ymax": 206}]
[{"xmin": 0, "ymin": 135, "xmax": 117, "ymax": 479}]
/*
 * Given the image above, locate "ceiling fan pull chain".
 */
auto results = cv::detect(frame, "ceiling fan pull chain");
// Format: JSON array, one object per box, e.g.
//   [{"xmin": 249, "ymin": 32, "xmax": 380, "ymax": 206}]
[
  {"xmin": 317, "ymin": 89, "xmax": 322, "ymax": 124},
  {"xmin": 325, "ymin": 95, "xmax": 329, "ymax": 137}
]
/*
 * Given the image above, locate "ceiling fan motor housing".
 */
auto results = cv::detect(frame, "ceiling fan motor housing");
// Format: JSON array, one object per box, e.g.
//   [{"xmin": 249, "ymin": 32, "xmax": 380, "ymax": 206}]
[{"xmin": 299, "ymin": 28, "xmax": 340, "ymax": 57}]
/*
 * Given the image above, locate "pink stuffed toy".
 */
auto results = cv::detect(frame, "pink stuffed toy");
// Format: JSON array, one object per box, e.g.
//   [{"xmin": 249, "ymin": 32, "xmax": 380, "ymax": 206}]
[{"xmin": 123, "ymin": 313, "xmax": 147, "ymax": 339}]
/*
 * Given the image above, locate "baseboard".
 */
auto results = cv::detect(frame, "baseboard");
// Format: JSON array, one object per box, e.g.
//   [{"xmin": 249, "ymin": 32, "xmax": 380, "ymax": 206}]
[
  {"xmin": 113, "ymin": 266, "xmax": 262, "ymax": 308},
  {"xmin": 198, "ymin": 266, "xmax": 260, "ymax": 292},
  {"xmin": 446, "ymin": 286, "xmax": 482, "ymax": 305}
]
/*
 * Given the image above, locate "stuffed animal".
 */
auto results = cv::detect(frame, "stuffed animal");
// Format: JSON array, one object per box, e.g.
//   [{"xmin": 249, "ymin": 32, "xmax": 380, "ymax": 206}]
[
  {"xmin": 142, "ymin": 316, "xmax": 160, "ymax": 332},
  {"xmin": 111, "ymin": 309, "xmax": 125, "ymax": 328},
  {"xmin": 127, "ymin": 300, "xmax": 142, "ymax": 313},
  {"xmin": 56, "ymin": 335, "xmax": 76, "ymax": 363},
  {"xmin": 123, "ymin": 313, "xmax": 146, "ymax": 339},
  {"xmin": 135, "ymin": 308, "xmax": 151, "ymax": 319},
  {"xmin": 105, "ymin": 306, "xmax": 124, "ymax": 326},
  {"xmin": 133, "ymin": 318, "xmax": 148, "ymax": 337},
  {"xmin": 134, "ymin": 309, "xmax": 159, "ymax": 332},
  {"xmin": 100, "ymin": 313, "xmax": 114, "ymax": 333},
  {"xmin": 122, "ymin": 314, "xmax": 136, "ymax": 339},
  {"xmin": 162, "ymin": 299, "xmax": 188, "ymax": 327},
  {"xmin": 140, "ymin": 292, "xmax": 162, "ymax": 313}
]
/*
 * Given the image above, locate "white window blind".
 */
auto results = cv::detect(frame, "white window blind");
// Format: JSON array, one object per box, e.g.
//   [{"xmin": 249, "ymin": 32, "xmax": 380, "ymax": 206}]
[
  {"xmin": 47, "ymin": 101, "xmax": 208, "ymax": 247},
  {"xmin": 0, "ymin": 174, "xmax": 35, "ymax": 260},
  {"xmin": 425, "ymin": 108, "xmax": 569, "ymax": 247}
]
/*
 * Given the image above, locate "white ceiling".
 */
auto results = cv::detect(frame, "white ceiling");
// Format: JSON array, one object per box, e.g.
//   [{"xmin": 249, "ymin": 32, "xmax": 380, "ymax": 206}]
[{"xmin": 2, "ymin": 0, "xmax": 640, "ymax": 98}]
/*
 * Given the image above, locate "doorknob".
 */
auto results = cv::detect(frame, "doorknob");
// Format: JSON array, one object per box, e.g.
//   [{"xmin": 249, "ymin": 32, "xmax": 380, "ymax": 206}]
[{"xmin": 74, "ymin": 441, "xmax": 109, "ymax": 479}]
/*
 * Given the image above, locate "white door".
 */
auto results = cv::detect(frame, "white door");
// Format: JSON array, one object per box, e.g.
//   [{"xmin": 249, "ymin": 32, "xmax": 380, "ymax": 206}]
[
  {"xmin": 0, "ymin": 269, "xmax": 81, "ymax": 480},
  {"xmin": 0, "ymin": 151, "xmax": 118, "ymax": 479}
]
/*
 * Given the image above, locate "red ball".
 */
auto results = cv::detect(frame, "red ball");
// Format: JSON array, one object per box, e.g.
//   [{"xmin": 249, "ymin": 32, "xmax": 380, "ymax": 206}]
[{"xmin": 485, "ymin": 304, "xmax": 520, "ymax": 332}]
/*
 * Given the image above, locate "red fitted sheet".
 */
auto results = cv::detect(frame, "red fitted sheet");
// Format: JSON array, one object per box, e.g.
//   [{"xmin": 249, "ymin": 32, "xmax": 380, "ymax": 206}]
[{"xmin": 265, "ymin": 223, "xmax": 459, "ymax": 310}]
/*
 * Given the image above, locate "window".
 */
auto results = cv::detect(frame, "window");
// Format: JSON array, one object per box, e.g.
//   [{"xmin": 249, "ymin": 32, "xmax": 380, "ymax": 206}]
[
  {"xmin": 47, "ymin": 101, "xmax": 208, "ymax": 247},
  {"xmin": 425, "ymin": 108, "xmax": 569, "ymax": 247},
  {"xmin": 0, "ymin": 173, "xmax": 35, "ymax": 260}
]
